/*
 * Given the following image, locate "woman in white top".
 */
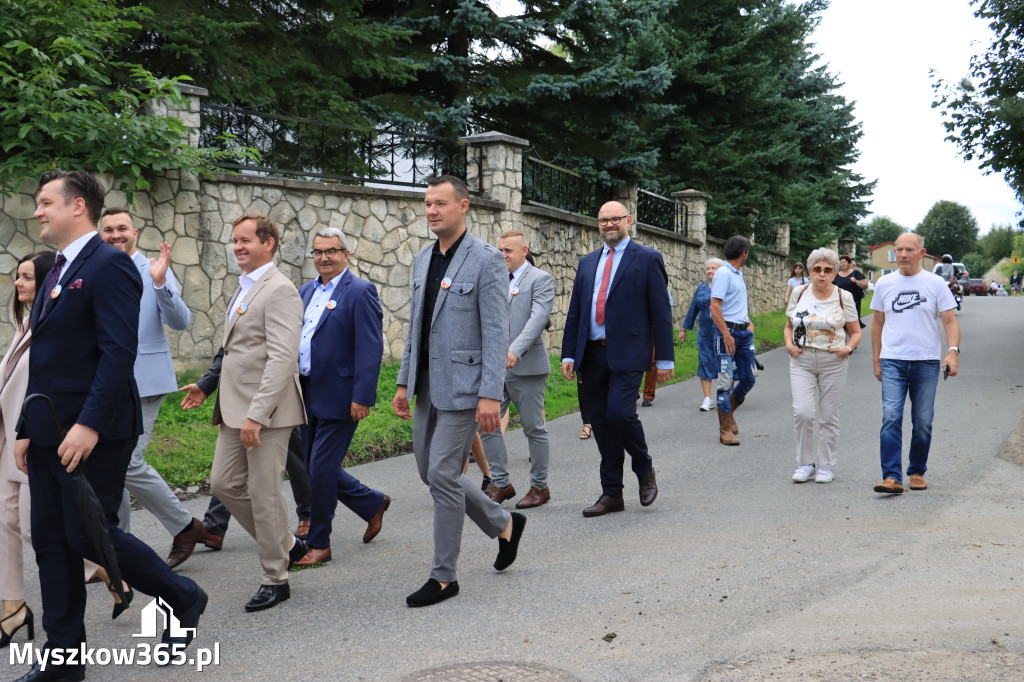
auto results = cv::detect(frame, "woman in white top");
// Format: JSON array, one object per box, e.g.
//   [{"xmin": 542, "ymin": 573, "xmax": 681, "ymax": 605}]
[
  {"xmin": 784, "ymin": 263, "xmax": 808, "ymax": 304},
  {"xmin": 783, "ymin": 248, "xmax": 861, "ymax": 483}
]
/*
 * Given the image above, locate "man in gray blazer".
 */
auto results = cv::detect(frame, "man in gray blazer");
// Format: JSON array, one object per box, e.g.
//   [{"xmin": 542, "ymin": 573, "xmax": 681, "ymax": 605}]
[
  {"xmin": 393, "ymin": 175, "xmax": 527, "ymax": 607},
  {"xmin": 99, "ymin": 208, "xmax": 204, "ymax": 569},
  {"xmin": 482, "ymin": 231, "xmax": 554, "ymax": 509}
]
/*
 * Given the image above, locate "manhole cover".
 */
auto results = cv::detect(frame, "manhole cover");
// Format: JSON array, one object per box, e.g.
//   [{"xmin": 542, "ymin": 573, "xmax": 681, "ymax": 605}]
[{"xmin": 403, "ymin": 661, "xmax": 579, "ymax": 681}]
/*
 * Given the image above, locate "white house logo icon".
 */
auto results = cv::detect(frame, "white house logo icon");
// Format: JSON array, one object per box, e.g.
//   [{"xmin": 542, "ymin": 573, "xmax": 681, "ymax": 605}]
[{"xmin": 133, "ymin": 597, "xmax": 197, "ymax": 640}]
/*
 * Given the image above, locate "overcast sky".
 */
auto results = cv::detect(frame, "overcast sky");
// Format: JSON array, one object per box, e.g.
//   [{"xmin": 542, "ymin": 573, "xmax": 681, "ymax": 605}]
[{"xmin": 811, "ymin": 0, "xmax": 1022, "ymax": 234}]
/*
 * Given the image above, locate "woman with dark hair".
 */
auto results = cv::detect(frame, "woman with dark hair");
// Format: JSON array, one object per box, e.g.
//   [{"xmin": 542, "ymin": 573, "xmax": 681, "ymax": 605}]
[
  {"xmin": 784, "ymin": 263, "xmax": 808, "ymax": 305},
  {"xmin": 0, "ymin": 250, "xmax": 54, "ymax": 646},
  {"xmin": 833, "ymin": 255, "xmax": 868, "ymax": 328}
]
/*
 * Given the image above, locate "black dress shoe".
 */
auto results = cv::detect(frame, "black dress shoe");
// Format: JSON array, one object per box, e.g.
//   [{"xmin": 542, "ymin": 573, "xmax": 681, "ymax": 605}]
[
  {"xmin": 642, "ymin": 398, "xmax": 653, "ymax": 407},
  {"xmin": 161, "ymin": 587, "xmax": 208, "ymax": 652},
  {"xmin": 582, "ymin": 494, "xmax": 625, "ymax": 517},
  {"xmin": 14, "ymin": 661, "xmax": 85, "ymax": 682},
  {"xmin": 638, "ymin": 470, "xmax": 658, "ymax": 507},
  {"xmin": 406, "ymin": 578, "xmax": 459, "ymax": 607},
  {"xmin": 494, "ymin": 512, "xmax": 527, "ymax": 571},
  {"xmin": 244, "ymin": 583, "xmax": 290, "ymax": 612},
  {"xmin": 287, "ymin": 536, "xmax": 308, "ymax": 570}
]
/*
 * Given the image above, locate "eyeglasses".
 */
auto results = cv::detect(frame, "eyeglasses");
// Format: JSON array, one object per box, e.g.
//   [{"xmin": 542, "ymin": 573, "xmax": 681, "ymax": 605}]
[
  {"xmin": 310, "ymin": 248, "xmax": 345, "ymax": 258},
  {"xmin": 597, "ymin": 215, "xmax": 628, "ymax": 226},
  {"xmin": 811, "ymin": 266, "xmax": 835, "ymax": 274}
]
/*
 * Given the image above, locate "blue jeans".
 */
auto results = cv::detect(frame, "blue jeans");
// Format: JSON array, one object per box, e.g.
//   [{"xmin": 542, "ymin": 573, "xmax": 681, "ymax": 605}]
[
  {"xmin": 879, "ymin": 359, "xmax": 940, "ymax": 482},
  {"xmin": 714, "ymin": 329, "xmax": 755, "ymax": 412}
]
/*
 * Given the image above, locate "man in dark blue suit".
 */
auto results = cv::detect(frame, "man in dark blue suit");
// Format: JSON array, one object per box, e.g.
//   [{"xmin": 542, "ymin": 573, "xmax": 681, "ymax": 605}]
[
  {"xmin": 13, "ymin": 170, "xmax": 206, "ymax": 682},
  {"xmin": 291, "ymin": 227, "xmax": 391, "ymax": 567},
  {"xmin": 561, "ymin": 201, "xmax": 674, "ymax": 517}
]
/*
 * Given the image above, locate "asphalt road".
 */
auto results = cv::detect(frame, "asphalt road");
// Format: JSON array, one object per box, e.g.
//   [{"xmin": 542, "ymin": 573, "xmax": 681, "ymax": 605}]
[{"xmin": 7, "ymin": 295, "xmax": 1024, "ymax": 681}]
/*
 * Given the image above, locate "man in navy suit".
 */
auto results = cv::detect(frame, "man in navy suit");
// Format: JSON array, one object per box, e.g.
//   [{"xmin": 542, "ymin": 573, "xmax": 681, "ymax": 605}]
[
  {"xmin": 13, "ymin": 170, "xmax": 206, "ymax": 682},
  {"xmin": 292, "ymin": 227, "xmax": 391, "ymax": 567},
  {"xmin": 561, "ymin": 201, "xmax": 674, "ymax": 517}
]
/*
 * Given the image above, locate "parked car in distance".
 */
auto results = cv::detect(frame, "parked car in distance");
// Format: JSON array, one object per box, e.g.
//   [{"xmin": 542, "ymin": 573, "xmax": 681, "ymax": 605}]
[{"xmin": 967, "ymin": 279, "xmax": 986, "ymax": 296}]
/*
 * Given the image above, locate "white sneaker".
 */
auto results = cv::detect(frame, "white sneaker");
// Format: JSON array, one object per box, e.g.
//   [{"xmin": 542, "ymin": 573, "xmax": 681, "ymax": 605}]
[
  {"xmin": 792, "ymin": 465, "xmax": 816, "ymax": 483},
  {"xmin": 815, "ymin": 470, "xmax": 834, "ymax": 483},
  {"xmin": 700, "ymin": 397, "xmax": 714, "ymax": 412}
]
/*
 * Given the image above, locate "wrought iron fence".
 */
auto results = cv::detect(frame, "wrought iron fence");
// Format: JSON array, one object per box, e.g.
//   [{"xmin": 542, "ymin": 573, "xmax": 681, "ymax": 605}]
[
  {"xmin": 199, "ymin": 103, "xmax": 477, "ymax": 190},
  {"xmin": 522, "ymin": 156, "xmax": 596, "ymax": 217},
  {"xmin": 751, "ymin": 212, "xmax": 779, "ymax": 249},
  {"xmin": 637, "ymin": 188, "xmax": 678, "ymax": 233}
]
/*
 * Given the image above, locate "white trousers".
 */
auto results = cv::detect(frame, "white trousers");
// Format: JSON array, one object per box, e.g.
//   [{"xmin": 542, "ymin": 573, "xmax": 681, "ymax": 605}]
[{"xmin": 789, "ymin": 348, "xmax": 849, "ymax": 472}]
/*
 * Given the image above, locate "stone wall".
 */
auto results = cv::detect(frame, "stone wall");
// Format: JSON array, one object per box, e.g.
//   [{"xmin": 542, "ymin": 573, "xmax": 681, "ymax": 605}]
[{"xmin": 0, "ymin": 96, "xmax": 792, "ymax": 365}]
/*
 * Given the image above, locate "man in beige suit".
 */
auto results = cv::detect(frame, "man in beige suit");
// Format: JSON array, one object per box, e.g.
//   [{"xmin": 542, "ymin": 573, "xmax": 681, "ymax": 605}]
[{"xmin": 186, "ymin": 214, "xmax": 307, "ymax": 612}]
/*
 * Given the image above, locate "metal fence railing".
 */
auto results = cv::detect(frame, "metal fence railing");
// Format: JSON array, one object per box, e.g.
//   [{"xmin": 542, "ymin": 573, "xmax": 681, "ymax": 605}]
[
  {"xmin": 637, "ymin": 188, "xmax": 679, "ymax": 233},
  {"xmin": 522, "ymin": 156, "xmax": 596, "ymax": 217},
  {"xmin": 199, "ymin": 103, "xmax": 478, "ymax": 190},
  {"xmin": 751, "ymin": 213, "xmax": 779, "ymax": 249}
]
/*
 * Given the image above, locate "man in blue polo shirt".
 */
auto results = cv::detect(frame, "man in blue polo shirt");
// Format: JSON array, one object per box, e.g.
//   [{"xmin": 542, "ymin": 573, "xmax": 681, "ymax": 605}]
[{"xmin": 709, "ymin": 236, "xmax": 756, "ymax": 446}]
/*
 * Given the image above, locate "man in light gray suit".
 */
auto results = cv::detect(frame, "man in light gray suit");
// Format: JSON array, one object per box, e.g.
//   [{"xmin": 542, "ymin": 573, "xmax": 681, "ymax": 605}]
[
  {"xmin": 482, "ymin": 231, "xmax": 554, "ymax": 509},
  {"xmin": 99, "ymin": 208, "xmax": 204, "ymax": 569},
  {"xmin": 393, "ymin": 175, "xmax": 527, "ymax": 607}
]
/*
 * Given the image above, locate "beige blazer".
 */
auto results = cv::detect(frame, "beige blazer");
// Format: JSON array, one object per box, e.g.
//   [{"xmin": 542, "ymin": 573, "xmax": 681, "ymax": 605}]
[
  {"xmin": 212, "ymin": 264, "xmax": 306, "ymax": 429},
  {"xmin": 0, "ymin": 326, "xmax": 31, "ymax": 484}
]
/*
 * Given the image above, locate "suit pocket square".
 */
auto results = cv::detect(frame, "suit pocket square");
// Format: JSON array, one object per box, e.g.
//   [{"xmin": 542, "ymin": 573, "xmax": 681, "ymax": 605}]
[{"xmin": 68, "ymin": 278, "xmax": 84, "ymax": 289}]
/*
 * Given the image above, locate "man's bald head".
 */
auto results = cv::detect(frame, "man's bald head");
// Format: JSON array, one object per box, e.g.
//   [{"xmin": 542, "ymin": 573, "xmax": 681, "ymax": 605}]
[{"xmin": 597, "ymin": 201, "xmax": 632, "ymax": 248}]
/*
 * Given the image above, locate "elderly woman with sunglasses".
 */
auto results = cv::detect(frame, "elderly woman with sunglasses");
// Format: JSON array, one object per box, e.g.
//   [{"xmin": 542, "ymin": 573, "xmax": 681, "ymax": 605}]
[{"xmin": 784, "ymin": 248, "xmax": 861, "ymax": 484}]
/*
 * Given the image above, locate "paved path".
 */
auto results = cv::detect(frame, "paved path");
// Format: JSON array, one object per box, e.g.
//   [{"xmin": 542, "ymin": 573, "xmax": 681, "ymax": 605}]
[{"xmin": 8, "ymin": 296, "xmax": 1024, "ymax": 681}]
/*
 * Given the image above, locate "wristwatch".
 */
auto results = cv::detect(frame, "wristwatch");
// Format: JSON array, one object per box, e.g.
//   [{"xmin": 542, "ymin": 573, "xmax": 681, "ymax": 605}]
[
  {"xmin": 844, "ymin": 346, "xmax": 854, "ymax": 355},
  {"xmin": 949, "ymin": 346, "xmax": 960, "ymax": 354}
]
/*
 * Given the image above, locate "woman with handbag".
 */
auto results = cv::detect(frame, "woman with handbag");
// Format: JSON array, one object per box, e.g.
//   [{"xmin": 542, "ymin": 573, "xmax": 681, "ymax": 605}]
[
  {"xmin": 0, "ymin": 251, "xmax": 55, "ymax": 647},
  {"xmin": 784, "ymin": 248, "xmax": 861, "ymax": 484}
]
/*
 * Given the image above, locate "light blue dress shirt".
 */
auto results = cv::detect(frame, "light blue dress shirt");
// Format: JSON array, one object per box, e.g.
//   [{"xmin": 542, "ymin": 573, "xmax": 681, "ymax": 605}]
[
  {"xmin": 710, "ymin": 260, "xmax": 749, "ymax": 325},
  {"xmin": 298, "ymin": 269, "xmax": 344, "ymax": 376}
]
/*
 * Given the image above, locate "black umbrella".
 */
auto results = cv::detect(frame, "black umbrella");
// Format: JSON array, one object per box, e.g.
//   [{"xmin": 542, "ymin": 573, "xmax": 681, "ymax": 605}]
[{"xmin": 22, "ymin": 393, "xmax": 130, "ymax": 613}]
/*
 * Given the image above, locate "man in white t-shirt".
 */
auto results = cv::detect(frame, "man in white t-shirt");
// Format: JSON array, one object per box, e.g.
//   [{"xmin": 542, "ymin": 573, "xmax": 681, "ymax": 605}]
[{"xmin": 869, "ymin": 233, "xmax": 960, "ymax": 494}]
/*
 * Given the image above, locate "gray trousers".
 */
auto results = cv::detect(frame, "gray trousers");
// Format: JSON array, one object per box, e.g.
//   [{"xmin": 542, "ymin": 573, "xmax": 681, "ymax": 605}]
[
  {"xmin": 480, "ymin": 373, "xmax": 550, "ymax": 490},
  {"xmin": 118, "ymin": 394, "xmax": 193, "ymax": 537},
  {"xmin": 414, "ymin": 370, "xmax": 510, "ymax": 583}
]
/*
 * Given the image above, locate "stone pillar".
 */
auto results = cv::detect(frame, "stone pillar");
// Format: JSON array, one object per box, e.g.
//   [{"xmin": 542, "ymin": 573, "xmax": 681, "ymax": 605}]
[
  {"xmin": 144, "ymin": 82, "xmax": 208, "ymax": 149},
  {"xmin": 775, "ymin": 220, "xmax": 791, "ymax": 256},
  {"xmin": 460, "ymin": 131, "xmax": 529, "ymax": 212},
  {"xmin": 673, "ymin": 189, "xmax": 711, "ymax": 243},
  {"xmin": 838, "ymin": 237, "xmax": 855, "ymax": 259},
  {"xmin": 610, "ymin": 183, "xmax": 638, "ymax": 219}
]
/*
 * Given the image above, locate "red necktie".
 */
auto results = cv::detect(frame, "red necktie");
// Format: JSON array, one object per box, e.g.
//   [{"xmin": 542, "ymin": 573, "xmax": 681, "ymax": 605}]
[
  {"xmin": 595, "ymin": 247, "xmax": 614, "ymax": 326},
  {"xmin": 38, "ymin": 253, "xmax": 67, "ymax": 321}
]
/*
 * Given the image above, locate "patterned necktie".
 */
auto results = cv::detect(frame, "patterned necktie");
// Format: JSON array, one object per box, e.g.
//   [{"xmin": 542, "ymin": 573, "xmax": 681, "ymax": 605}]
[
  {"xmin": 595, "ymin": 246, "xmax": 614, "ymax": 326},
  {"xmin": 38, "ymin": 253, "xmax": 67, "ymax": 321}
]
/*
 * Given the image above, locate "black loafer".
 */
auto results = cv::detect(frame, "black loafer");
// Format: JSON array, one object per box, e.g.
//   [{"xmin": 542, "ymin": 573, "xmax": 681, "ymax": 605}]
[
  {"xmin": 287, "ymin": 536, "xmax": 308, "ymax": 570},
  {"xmin": 494, "ymin": 512, "xmax": 526, "ymax": 571},
  {"xmin": 12, "ymin": 661, "xmax": 84, "ymax": 682},
  {"xmin": 406, "ymin": 579, "xmax": 459, "ymax": 607},
  {"xmin": 161, "ymin": 586, "xmax": 208, "ymax": 652},
  {"xmin": 244, "ymin": 583, "xmax": 290, "ymax": 612}
]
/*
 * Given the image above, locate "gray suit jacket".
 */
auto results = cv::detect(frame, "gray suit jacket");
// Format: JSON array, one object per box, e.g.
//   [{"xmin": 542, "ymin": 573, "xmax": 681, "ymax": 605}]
[
  {"xmin": 131, "ymin": 250, "xmax": 191, "ymax": 397},
  {"xmin": 508, "ymin": 262, "xmax": 554, "ymax": 377},
  {"xmin": 398, "ymin": 230, "xmax": 508, "ymax": 411}
]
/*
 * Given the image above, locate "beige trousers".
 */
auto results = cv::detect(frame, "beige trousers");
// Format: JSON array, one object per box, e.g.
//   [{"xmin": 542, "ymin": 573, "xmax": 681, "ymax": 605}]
[
  {"xmin": 211, "ymin": 425, "xmax": 292, "ymax": 585},
  {"xmin": 789, "ymin": 348, "xmax": 849, "ymax": 473}
]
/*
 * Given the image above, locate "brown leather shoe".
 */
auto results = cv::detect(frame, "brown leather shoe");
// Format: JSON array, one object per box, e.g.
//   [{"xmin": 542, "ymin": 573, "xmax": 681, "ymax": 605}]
[
  {"xmin": 582, "ymin": 494, "xmax": 625, "ymax": 517},
  {"xmin": 488, "ymin": 484, "xmax": 516, "ymax": 504},
  {"xmin": 165, "ymin": 518, "xmax": 204, "ymax": 569},
  {"xmin": 200, "ymin": 528, "xmax": 223, "ymax": 551},
  {"xmin": 363, "ymin": 495, "xmax": 390, "ymax": 543},
  {"xmin": 908, "ymin": 474, "xmax": 928, "ymax": 490},
  {"xmin": 515, "ymin": 486, "xmax": 550, "ymax": 509},
  {"xmin": 638, "ymin": 470, "xmax": 658, "ymax": 507},
  {"xmin": 718, "ymin": 408, "xmax": 739, "ymax": 446},
  {"xmin": 729, "ymin": 394, "xmax": 741, "ymax": 435},
  {"xmin": 873, "ymin": 478, "xmax": 905, "ymax": 494},
  {"xmin": 294, "ymin": 519, "xmax": 310, "ymax": 540},
  {"xmin": 293, "ymin": 547, "xmax": 332, "ymax": 568}
]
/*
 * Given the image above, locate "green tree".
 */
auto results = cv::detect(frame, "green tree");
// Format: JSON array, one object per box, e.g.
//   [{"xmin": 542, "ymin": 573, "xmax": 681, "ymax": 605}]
[
  {"xmin": 977, "ymin": 224, "xmax": 1017, "ymax": 261},
  {"xmin": 914, "ymin": 200, "xmax": 979, "ymax": 258},
  {"xmin": 933, "ymin": 0, "xmax": 1024, "ymax": 217},
  {"xmin": 0, "ymin": 0, "xmax": 226, "ymax": 194},
  {"xmin": 115, "ymin": 0, "xmax": 417, "ymax": 122},
  {"xmin": 961, "ymin": 252, "xmax": 993, "ymax": 279},
  {"xmin": 862, "ymin": 216, "xmax": 908, "ymax": 245}
]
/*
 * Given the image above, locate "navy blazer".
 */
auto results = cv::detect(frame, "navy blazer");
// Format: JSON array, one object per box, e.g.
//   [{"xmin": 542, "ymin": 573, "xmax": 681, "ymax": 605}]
[
  {"xmin": 21, "ymin": 234, "xmax": 143, "ymax": 446},
  {"xmin": 561, "ymin": 238, "xmax": 674, "ymax": 373},
  {"xmin": 298, "ymin": 269, "xmax": 384, "ymax": 421}
]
